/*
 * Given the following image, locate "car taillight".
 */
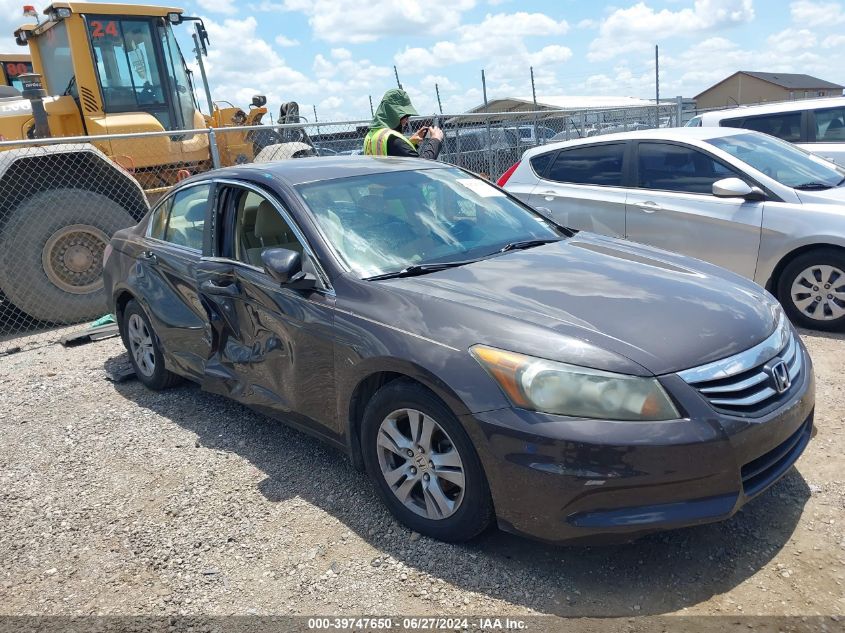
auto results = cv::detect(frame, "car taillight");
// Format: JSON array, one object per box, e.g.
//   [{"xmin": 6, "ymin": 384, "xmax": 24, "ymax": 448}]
[{"xmin": 497, "ymin": 161, "xmax": 520, "ymax": 187}]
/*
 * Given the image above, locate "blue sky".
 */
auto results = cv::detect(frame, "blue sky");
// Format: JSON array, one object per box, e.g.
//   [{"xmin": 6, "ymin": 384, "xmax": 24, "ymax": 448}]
[{"xmin": 3, "ymin": 0, "xmax": 844, "ymax": 120}]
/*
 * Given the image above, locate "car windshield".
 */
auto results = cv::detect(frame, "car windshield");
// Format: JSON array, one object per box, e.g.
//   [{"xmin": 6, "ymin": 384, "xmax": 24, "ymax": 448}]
[
  {"xmin": 707, "ymin": 132, "xmax": 845, "ymax": 189},
  {"xmin": 296, "ymin": 167, "xmax": 565, "ymax": 278}
]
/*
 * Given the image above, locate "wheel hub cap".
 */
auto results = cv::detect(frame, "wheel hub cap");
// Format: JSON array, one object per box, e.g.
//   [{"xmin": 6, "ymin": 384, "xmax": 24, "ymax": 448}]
[
  {"xmin": 791, "ymin": 264, "xmax": 845, "ymax": 321},
  {"xmin": 376, "ymin": 408, "xmax": 465, "ymax": 520},
  {"xmin": 126, "ymin": 313, "xmax": 156, "ymax": 377},
  {"xmin": 41, "ymin": 224, "xmax": 110, "ymax": 295}
]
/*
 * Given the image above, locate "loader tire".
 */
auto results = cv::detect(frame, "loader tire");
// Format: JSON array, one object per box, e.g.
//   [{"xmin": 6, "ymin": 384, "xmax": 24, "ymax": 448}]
[{"xmin": 0, "ymin": 189, "xmax": 136, "ymax": 324}]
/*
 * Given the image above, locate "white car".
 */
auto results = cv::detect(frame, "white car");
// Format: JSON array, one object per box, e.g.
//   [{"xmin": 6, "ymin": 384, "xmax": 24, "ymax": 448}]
[
  {"xmin": 686, "ymin": 97, "xmax": 845, "ymax": 166},
  {"xmin": 499, "ymin": 127, "xmax": 845, "ymax": 330}
]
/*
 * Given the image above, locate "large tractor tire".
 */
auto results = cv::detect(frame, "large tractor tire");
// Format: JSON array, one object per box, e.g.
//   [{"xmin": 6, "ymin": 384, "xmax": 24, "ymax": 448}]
[{"xmin": 0, "ymin": 188, "xmax": 136, "ymax": 324}]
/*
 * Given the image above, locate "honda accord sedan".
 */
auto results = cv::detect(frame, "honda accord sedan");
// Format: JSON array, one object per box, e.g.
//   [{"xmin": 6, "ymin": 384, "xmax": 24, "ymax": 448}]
[{"xmin": 103, "ymin": 157, "xmax": 814, "ymax": 544}]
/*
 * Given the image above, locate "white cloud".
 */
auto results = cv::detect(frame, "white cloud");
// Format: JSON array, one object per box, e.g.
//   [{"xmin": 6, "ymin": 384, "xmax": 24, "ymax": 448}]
[
  {"xmin": 587, "ymin": 0, "xmax": 755, "ymax": 61},
  {"xmin": 274, "ymin": 35, "xmax": 300, "ymax": 47},
  {"xmin": 766, "ymin": 28, "xmax": 817, "ymax": 54},
  {"xmin": 822, "ymin": 33, "xmax": 845, "ymax": 48},
  {"xmin": 790, "ymin": 0, "xmax": 845, "ymax": 26},
  {"xmin": 396, "ymin": 12, "xmax": 570, "ymax": 71},
  {"xmin": 277, "ymin": 0, "xmax": 477, "ymax": 43},
  {"xmin": 577, "ymin": 18, "xmax": 597, "ymax": 29},
  {"xmin": 196, "ymin": 0, "xmax": 238, "ymax": 15}
]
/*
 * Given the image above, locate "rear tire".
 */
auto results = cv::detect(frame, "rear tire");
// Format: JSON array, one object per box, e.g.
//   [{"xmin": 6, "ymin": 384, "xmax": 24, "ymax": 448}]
[
  {"xmin": 120, "ymin": 300, "xmax": 181, "ymax": 390},
  {"xmin": 361, "ymin": 379, "xmax": 493, "ymax": 542},
  {"xmin": 777, "ymin": 249, "xmax": 845, "ymax": 331},
  {"xmin": 0, "ymin": 189, "xmax": 136, "ymax": 323}
]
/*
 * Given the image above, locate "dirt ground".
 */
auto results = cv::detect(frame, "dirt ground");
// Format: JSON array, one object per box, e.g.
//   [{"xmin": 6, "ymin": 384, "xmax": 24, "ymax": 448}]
[{"xmin": 0, "ymin": 327, "xmax": 843, "ymax": 625}]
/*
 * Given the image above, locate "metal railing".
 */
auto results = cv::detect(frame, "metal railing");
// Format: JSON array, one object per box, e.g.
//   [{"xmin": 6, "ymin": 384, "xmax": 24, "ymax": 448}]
[{"xmin": 0, "ymin": 102, "xmax": 683, "ymax": 354}]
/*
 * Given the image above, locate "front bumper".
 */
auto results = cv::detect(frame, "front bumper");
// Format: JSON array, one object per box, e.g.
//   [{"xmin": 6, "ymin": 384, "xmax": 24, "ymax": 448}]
[{"xmin": 461, "ymin": 346, "xmax": 815, "ymax": 544}]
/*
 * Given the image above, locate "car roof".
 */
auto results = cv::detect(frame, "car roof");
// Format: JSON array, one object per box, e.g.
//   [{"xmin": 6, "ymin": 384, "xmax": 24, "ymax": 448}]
[
  {"xmin": 698, "ymin": 96, "xmax": 845, "ymax": 123},
  {"xmin": 202, "ymin": 155, "xmax": 446, "ymax": 187},
  {"xmin": 524, "ymin": 126, "xmax": 752, "ymax": 156}
]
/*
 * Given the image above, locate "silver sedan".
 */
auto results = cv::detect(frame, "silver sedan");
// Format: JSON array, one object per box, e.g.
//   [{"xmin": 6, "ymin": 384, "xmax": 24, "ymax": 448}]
[{"xmin": 500, "ymin": 127, "xmax": 845, "ymax": 330}]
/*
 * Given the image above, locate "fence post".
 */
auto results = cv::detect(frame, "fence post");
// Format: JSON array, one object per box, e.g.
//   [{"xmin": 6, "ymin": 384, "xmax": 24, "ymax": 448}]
[
  {"xmin": 580, "ymin": 111, "xmax": 585, "ymax": 138},
  {"xmin": 208, "ymin": 127, "xmax": 221, "ymax": 169},
  {"xmin": 676, "ymin": 95, "xmax": 684, "ymax": 127}
]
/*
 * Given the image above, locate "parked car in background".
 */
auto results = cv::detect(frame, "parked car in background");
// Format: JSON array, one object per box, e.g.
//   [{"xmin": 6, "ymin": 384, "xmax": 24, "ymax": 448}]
[
  {"xmin": 500, "ymin": 127, "xmax": 845, "ymax": 330},
  {"xmin": 103, "ymin": 157, "xmax": 813, "ymax": 544},
  {"xmin": 506, "ymin": 125, "xmax": 557, "ymax": 147},
  {"xmin": 687, "ymin": 97, "xmax": 845, "ymax": 166}
]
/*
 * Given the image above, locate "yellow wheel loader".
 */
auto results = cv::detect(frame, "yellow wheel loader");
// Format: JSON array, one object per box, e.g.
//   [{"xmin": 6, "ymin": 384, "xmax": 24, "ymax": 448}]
[{"xmin": 0, "ymin": 2, "xmax": 312, "ymax": 324}]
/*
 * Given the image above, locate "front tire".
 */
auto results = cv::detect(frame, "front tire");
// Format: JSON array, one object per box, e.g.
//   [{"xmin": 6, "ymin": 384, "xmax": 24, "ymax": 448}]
[
  {"xmin": 120, "ymin": 300, "xmax": 181, "ymax": 390},
  {"xmin": 361, "ymin": 380, "xmax": 493, "ymax": 542},
  {"xmin": 778, "ymin": 249, "xmax": 845, "ymax": 331}
]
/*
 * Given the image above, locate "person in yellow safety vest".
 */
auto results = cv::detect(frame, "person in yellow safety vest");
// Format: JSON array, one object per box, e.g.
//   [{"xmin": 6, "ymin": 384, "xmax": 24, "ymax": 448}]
[{"xmin": 362, "ymin": 89, "xmax": 444, "ymax": 158}]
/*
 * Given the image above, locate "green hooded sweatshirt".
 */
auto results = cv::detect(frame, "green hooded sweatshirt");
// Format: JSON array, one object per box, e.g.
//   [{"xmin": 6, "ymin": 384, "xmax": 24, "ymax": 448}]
[{"xmin": 369, "ymin": 89, "xmax": 419, "ymax": 131}]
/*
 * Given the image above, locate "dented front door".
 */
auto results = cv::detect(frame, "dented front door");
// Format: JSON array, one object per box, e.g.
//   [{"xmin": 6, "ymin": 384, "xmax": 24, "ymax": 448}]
[{"xmin": 197, "ymin": 258, "xmax": 337, "ymax": 435}]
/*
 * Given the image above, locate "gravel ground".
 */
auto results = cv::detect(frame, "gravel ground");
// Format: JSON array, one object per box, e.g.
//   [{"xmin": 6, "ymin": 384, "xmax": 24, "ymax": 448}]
[{"xmin": 0, "ymin": 328, "xmax": 843, "ymax": 621}]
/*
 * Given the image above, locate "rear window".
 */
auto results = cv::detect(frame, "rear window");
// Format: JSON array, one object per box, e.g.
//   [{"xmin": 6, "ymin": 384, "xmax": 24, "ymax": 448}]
[
  {"xmin": 721, "ymin": 111, "xmax": 802, "ymax": 143},
  {"xmin": 545, "ymin": 143, "xmax": 625, "ymax": 186},
  {"xmin": 529, "ymin": 152, "xmax": 554, "ymax": 177}
]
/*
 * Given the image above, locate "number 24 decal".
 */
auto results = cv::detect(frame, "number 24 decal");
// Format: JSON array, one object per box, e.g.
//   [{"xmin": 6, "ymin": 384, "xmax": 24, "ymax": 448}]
[{"xmin": 90, "ymin": 20, "xmax": 119, "ymax": 38}]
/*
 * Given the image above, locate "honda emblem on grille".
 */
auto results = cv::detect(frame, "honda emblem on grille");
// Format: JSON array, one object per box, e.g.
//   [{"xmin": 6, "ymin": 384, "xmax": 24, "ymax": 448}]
[{"xmin": 768, "ymin": 360, "xmax": 791, "ymax": 394}]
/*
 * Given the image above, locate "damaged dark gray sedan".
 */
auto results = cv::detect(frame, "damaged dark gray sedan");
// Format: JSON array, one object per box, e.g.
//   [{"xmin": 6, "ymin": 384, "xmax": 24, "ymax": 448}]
[{"xmin": 103, "ymin": 157, "xmax": 815, "ymax": 544}]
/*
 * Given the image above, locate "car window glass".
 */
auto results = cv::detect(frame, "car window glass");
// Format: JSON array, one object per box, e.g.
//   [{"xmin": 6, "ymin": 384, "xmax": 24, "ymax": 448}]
[
  {"xmin": 814, "ymin": 106, "xmax": 845, "ymax": 142},
  {"xmin": 723, "ymin": 112, "xmax": 802, "ymax": 142},
  {"xmin": 637, "ymin": 143, "xmax": 737, "ymax": 194},
  {"xmin": 231, "ymin": 189, "xmax": 304, "ymax": 268},
  {"xmin": 148, "ymin": 197, "xmax": 171, "ymax": 241},
  {"xmin": 708, "ymin": 132, "xmax": 844, "ymax": 188},
  {"xmin": 530, "ymin": 152, "xmax": 554, "ymax": 177},
  {"xmin": 296, "ymin": 167, "xmax": 564, "ymax": 278},
  {"xmin": 162, "ymin": 184, "xmax": 211, "ymax": 250},
  {"xmin": 546, "ymin": 143, "xmax": 625, "ymax": 186}
]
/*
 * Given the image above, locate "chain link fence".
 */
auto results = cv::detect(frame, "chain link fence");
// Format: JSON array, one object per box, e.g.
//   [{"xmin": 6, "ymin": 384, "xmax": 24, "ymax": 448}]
[{"xmin": 0, "ymin": 102, "xmax": 682, "ymax": 355}]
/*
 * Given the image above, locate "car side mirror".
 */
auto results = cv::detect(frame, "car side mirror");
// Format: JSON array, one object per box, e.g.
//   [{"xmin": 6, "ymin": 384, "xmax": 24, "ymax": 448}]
[
  {"xmin": 712, "ymin": 177, "xmax": 767, "ymax": 201},
  {"xmin": 261, "ymin": 248, "xmax": 315, "ymax": 289}
]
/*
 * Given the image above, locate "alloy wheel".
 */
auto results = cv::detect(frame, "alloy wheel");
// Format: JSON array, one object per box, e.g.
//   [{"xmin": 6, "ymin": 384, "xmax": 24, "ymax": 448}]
[
  {"xmin": 127, "ymin": 313, "xmax": 156, "ymax": 377},
  {"xmin": 790, "ymin": 264, "xmax": 845, "ymax": 321},
  {"xmin": 376, "ymin": 408, "xmax": 466, "ymax": 520}
]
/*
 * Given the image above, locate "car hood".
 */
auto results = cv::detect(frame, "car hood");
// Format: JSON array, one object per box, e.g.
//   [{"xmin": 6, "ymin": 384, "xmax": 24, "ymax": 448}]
[{"xmin": 382, "ymin": 233, "xmax": 780, "ymax": 376}]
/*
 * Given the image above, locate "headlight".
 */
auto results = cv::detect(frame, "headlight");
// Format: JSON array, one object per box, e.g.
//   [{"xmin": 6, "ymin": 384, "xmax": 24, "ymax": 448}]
[{"xmin": 470, "ymin": 345, "xmax": 680, "ymax": 421}]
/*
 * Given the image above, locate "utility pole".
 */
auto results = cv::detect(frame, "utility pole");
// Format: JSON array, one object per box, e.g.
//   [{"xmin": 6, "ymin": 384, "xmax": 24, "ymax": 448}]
[
  {"xmin": 393, "ymin": 66, "xmax": 402, "ymax": 89},
  {"xmin": 435, "ymin": 83, "xmax": 443, "ymax": 114},
  {"xmin": 313, "ymin": 104, "xmax": 320, "ymax": 137},
  {"xmin": 655, "ymin": 44, "xmax": 660, "ymax": 128},
  {"xmin": 482, "ymin": 69, "xmax": 493, "ymax": 175},
  {"xmin": 369, "ymin": 95, "xmax": 374, "ymax": 117},
  {"xmin": 530, "ymin": 66, "xmax": 539, "ymax": 145}
]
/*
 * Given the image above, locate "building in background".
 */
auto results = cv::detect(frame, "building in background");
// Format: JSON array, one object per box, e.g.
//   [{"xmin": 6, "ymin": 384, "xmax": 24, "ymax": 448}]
[{"xmin": 695, "ymin": 71, "xmax": 844, "ymax": 109}]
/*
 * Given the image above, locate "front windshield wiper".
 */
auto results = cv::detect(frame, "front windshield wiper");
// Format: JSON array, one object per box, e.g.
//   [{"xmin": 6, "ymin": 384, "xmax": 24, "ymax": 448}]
[
  {"xmin": 794, "ymin": 182, "xmax": 834, "ymax": 190},
  {"xmin": 364, "ymin": 259, "xmax": 482, "ymax": 281},
  {"xmin": 497, "ymin": 238, "xmax": 561, "ymax": 253}
]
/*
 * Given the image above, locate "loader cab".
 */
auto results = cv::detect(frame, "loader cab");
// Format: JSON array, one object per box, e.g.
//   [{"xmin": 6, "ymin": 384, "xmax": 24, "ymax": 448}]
[
  {"xmin": 84, "ymin": 14, "xmax": 198, "ymax": 132},
  {"xmin": 0, "ymin": 55, "xmax": 33, "ymax": 92},
  {"xmin": 17, "ymin": 3, "xmax": 205, "ymax": 135}
]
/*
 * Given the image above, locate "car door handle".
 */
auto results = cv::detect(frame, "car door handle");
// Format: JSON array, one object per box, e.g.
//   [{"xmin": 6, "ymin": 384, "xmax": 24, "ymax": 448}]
[
  {"xmin": 141, "ymin": 250, "xmax": 158, "ymax": 264},
  {"xmin": 200, "ymin": 278, "xmax": 239, "ymax": 297},
  {"xmin": 634, "ymin": 201, "xmax": 662, "ymax": 213}
]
